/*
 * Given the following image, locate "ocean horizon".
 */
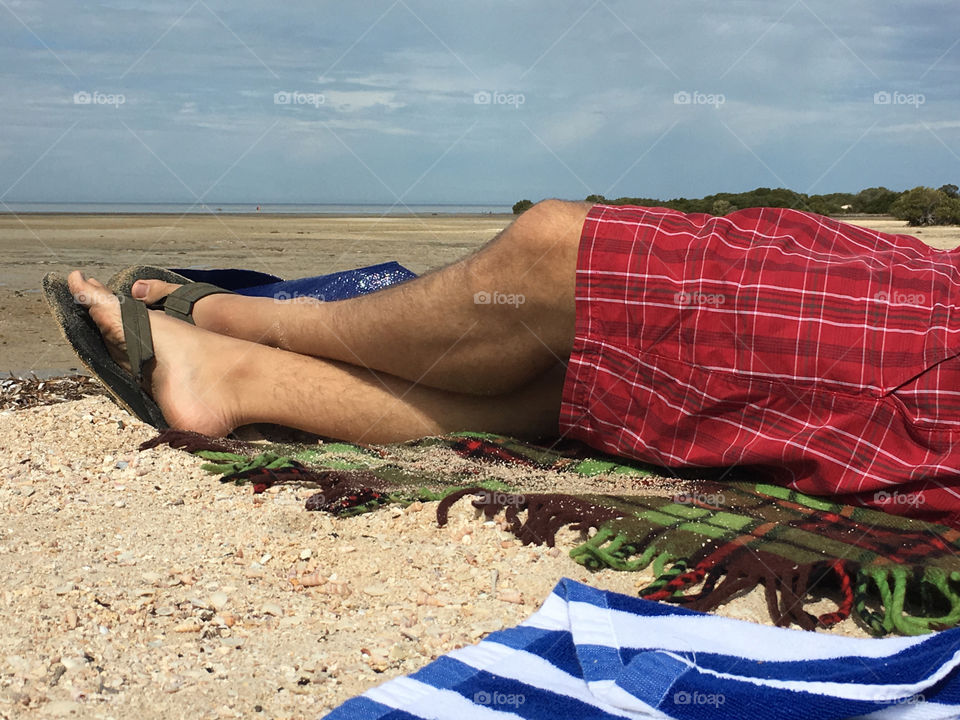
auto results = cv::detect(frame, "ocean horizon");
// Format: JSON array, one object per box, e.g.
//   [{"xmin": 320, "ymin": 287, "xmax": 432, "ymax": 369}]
[{"xmin": 0, "ymin": 202, "xmax": 514, "ymax": 215}]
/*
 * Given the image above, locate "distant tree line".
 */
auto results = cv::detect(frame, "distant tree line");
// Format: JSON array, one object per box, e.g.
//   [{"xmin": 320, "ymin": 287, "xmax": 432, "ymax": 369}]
[{"xmin": 513, "ymin": 185, "xmax": 960, "ymax": 226}]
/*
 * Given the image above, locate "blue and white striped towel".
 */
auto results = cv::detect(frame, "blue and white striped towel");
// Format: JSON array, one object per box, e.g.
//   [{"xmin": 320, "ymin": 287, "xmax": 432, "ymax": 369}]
[{"xmin": 324, "ymin": 578, "xmax": 960, "ymax": 720}]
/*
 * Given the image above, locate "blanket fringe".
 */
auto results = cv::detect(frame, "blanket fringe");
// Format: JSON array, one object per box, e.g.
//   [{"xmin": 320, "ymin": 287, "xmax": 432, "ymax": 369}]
[
  {"xmin": 855, "ymin": 566, "xmax": 960, "ymax": 635},
  {"xmin": 638, "ymin": 550, "xmax": 851, "ymax": 631},
  {"xmin": 436, "ymin": 487, "xmax": 623, "ymax": 547},
  {"xmin": 437, "ymin": 489, "xmax": 960, "ymax": 634},
  {"xmin": 583, "ymin": 531, "xmax": 960, "ymax": 635},
  {"xmin": 139, "ymin": 429, "xmax": 251, "ymax": 454},
  {"xmin": 219, "ymin": 464, "xmax": 392, "ymax": 515},
  {"xmin": 142, "ymin": 431, "xmax": 960, "ymax": 635}
]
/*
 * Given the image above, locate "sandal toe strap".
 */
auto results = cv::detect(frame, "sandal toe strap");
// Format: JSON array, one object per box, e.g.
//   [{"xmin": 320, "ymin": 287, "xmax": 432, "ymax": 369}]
[
  {"xmin": 120, "ymin": 295, "xmax": 154, "ymax": 383},
  {"xmin": 162, "ymin": 282, "xmax": 233, "ymax": 325}
]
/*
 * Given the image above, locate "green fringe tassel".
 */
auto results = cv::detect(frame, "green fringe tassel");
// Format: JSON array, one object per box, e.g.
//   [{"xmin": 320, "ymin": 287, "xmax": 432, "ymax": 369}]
[
  {"xmin": 195, "ymin": 450, "xmax": 295, "ymax": 476},
  {"xmin": 569, "ymin": 527, "xmax": 670, "ymax": 573},
  {"xmin": 570, "ymin": 525, "xmax": 960, "ymax": 635},
  {"xmin": 640, "ymin": 559, "xmax": 690, "ymax": 599},
  {"xmin": 857, "ymin": 566, "xmax": 960, "ymax": 636}
]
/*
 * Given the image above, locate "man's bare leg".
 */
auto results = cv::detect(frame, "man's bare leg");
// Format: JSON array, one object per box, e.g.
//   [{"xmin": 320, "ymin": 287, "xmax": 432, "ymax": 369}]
[
  {"xmin": 131, "ymin": 200, "xmax": 591, "ymax": 395},
  {"xmin": 67, "ymin": 273, "xmax": 565, "ymax": 440}
]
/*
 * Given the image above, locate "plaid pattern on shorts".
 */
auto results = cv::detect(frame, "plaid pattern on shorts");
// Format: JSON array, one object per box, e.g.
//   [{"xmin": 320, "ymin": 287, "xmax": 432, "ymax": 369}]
[{"xmin": 559, "ymin": 204, "xmax": 960, "ymax": 526}]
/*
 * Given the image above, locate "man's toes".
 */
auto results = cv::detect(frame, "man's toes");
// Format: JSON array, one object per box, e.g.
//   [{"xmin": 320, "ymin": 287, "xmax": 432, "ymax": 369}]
[
  {"xmin": 131, "ymin": 279, "xmax": 181, "ymax": 303},
  {"xmin": 66, "ymin": 271, "xmax": 116, "ymax": 312},
  {"xmin": 66, "ymin": 270, "xmax": 86, "ymax": 293},
  {"xmin": 67, "ymin": 272, "xmax": 95, "ymax": 307}
]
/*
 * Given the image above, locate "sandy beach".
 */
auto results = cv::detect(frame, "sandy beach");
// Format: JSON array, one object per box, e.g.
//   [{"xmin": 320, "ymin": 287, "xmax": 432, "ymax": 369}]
[{"xmin": 2, "ymin": 213, "xmax": 960, "ymax": 718}]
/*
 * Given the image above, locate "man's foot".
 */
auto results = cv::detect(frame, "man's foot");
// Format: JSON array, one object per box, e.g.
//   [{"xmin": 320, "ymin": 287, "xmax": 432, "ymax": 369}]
[
  {"xmin": 68, "ymin": 271, "xmax": 243, "ymax": 436},
  {"xmin": 130, "ymin": 278, "xmax": 230, "ymax": 329},
  {"xmin": 129, "ymin": 278, "xmax": 285, "ymax": 345}
]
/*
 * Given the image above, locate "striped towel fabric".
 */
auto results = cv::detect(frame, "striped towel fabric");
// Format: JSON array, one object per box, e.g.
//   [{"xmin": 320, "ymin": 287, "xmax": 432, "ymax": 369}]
[{"xmin": 324, "ymin": 578, "xmax": 960, "ymax": 720}]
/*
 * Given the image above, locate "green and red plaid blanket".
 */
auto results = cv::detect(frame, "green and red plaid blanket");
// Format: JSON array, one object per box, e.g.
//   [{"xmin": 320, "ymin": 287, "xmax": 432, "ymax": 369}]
[{"xmin": 141, "ymin": 430, "xmax": 960, "ymax": 636}]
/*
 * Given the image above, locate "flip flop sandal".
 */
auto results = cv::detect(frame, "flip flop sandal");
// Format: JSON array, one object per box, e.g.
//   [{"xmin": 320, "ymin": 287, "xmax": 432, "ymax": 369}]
[
  {"xmin": 42, "ymin": 272, "xmax": 168, "ymax": 429},
  {"xmin": 106, "ymin": 265, "xmax": 235, "ymax": 325}
]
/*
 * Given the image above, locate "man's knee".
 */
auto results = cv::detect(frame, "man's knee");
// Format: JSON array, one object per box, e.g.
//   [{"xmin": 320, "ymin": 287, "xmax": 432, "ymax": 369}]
[
  {"xmin": 519, "ymin": 198, "xmax": 591, "ymax": 227},
  {"xmin": 499, "ymin": 198, "xmax": 584, "ymax": 327},
  {"xmin": 510, "ymin": 198, "xmax": 591, "ymax": 256},
  {"xmin": 467, "ymin": 197, "xmax": 587, "ymax": 294}
]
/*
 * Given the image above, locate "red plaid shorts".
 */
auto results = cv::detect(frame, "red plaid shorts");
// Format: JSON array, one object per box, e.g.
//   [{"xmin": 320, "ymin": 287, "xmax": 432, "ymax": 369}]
[{"xmin": 559, "ymin": 204, "xmax": 960, "ymax": 525}]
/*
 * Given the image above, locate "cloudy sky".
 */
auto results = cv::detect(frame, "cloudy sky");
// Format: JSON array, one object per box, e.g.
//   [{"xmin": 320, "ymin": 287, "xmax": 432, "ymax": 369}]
[{"xmin": 1, "ymin": 1, "xmax": 958, "ymax": 205}]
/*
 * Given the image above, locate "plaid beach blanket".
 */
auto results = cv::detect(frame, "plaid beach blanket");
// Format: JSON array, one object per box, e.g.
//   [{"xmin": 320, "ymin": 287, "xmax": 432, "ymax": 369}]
[
  {"xmin": 141, "ymin": 430, "xmax": 960, "ymax": 637},
  {"xmin": 322, "ymin": 578, "xmax": 960, "ymax": 720}
]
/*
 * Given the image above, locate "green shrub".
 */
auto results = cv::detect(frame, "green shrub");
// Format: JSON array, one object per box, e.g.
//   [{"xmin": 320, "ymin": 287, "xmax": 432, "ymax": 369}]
[
  {"xmin": 890, "ymin": 187, "xmax": 958, "ymax": 226},
  {"xmin": 512, "ymin": 199, "xmax": 533, "ymax": 214}
]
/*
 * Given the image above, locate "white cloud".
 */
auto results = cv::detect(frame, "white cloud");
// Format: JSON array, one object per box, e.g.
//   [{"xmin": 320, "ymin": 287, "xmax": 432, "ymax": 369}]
[
  {"xmin": 875, "ymin": 120, "xmax": 960, "ymax": 134},
  {"xmin": 2, "ymin": 1, "xmax": 959, "ymax": 203},
  {"xmin": 535, "ymin": 107, "xmax": 606, "ymax": 148},
  {"xmin": 321, "ymin": 118, "xmax": 416, "ymax": 135},
  {"xmin": 321, "ymin": 90, "xmax": 405, "ymax": 113}
]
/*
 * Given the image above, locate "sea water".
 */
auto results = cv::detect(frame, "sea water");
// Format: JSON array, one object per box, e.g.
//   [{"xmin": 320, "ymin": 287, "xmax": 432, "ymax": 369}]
[{"xmin": 1, "ymin": 202, "xmax": 513, "ymax": 215}]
